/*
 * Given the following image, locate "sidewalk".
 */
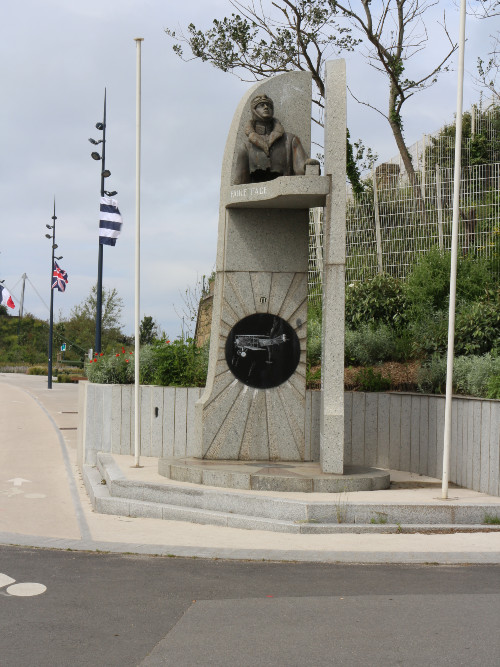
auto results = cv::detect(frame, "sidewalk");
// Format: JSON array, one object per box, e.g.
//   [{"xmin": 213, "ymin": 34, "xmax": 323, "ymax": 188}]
[{"xmin": 1, "ymin": 373, "xmax": 499, "ymax": 564}]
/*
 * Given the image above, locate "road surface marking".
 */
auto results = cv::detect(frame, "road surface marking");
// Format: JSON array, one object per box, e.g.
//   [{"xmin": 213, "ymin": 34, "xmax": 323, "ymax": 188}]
[
  {"xmin": 6, "ymin": 583, "xmax": 47, "ymax": 597},
  {"xmin": 7, "ymin": 478, "xmax": 32, "ymax": 487},
  {"xmin": 0, "ymin": 573, "xmax": 16, "ymax": 588},
  {"xmin": 0, "ymin": 573, "xmax": 47, "ymax": 596},
  {"xmin": 0, "ymin": 488, "xmax": 24, "ymax": 497}
]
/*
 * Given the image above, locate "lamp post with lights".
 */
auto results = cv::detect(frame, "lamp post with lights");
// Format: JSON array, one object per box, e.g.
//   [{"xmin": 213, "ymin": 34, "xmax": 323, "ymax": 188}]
[
  {"xmin": 45, "ymin": 200, "xmax": 63, "ymax": 389},
  {"xmin": 89, "ymin": 89, "xmax": 117, "ymax": 354}
]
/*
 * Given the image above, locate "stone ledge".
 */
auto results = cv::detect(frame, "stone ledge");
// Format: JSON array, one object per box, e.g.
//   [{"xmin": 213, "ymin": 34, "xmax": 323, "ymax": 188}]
[{"xmin": 225, "ymin": 175, "xmax": 329, "ymax": 209}]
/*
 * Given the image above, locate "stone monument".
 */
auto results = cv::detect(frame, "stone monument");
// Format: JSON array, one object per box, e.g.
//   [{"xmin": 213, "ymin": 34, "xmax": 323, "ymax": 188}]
[
  {"xmin": 158, "ymin": 61, "xmax": 390, "ymax": 489},
  {"xmin": 190, "ymin": 66, "xmax": 343, "ymax": 470}
]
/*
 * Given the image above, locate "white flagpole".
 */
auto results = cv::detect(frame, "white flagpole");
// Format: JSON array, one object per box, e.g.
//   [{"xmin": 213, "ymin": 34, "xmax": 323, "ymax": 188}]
[
  {"xmin": 442, "ymin": 1, "xmax": 466, "ymax": 499},
  {"xmin": 133, "ymin": 37, "xmax": 144, "ymax": 468}
]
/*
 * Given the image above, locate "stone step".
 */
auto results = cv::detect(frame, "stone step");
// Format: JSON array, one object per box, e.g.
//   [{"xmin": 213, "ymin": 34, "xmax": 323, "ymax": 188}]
[
  {"xmin": 158, "ymin": 457, "xmax": 390, "ymax": 493},
  {"xmin": 79, "ymin": 453, "xmax": 500, "ymax": 534}
]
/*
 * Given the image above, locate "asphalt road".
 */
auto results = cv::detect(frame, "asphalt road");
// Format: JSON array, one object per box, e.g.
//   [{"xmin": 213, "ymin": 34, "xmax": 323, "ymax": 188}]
[{"xmin": 0, "ymin": 546, "xmax": 499, "ymax": 666}]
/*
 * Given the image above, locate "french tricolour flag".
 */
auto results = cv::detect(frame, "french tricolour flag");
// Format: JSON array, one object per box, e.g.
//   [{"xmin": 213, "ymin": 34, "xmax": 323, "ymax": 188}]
[
  {"xmin": 99, "ymin": 196, "xmax": 123, "ymax": 246},
  {"xmin": 0, "ymin": 285, "xmax": 15, "ymax": 309}
]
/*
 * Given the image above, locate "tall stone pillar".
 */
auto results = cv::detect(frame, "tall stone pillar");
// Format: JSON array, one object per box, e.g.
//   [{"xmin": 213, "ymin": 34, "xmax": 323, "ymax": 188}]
[
  {"xmin": 194, "ymin": 71, "xmax": 329, "ymax": 461},
  {"xmin": 320, "ymin": 60, "xmax": 347, "ymax": 473}
]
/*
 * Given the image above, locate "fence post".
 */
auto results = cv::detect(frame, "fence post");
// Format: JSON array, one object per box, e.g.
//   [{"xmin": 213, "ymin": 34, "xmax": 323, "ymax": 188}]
[
  {"xmin": 313, "ymin": 207, "xmax": 323, "ymax": 276},
  {"xmin": 436, "ymin": 163, "xmax": 444, "ymax": 250},
  {"xmin": 421, "ymin": 134, "xmax": 426, "ymax": 201},
  {"xmin": 372, "ymin": 169, "xmax": 384, "ymax": 274}
]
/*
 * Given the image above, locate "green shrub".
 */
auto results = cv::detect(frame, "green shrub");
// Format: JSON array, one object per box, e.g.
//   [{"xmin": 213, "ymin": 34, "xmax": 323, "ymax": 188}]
[
  {"xmin": 57, "ymin": 366, "xmax": 85, "ymax": 379},
  {"xmin": 405, "ymin": 248, "xmax": 494, "ymax": 323},
  {"xmin": 454, "ymin": 292, "xmax": 500, "ymax": 355},
  {"xmin": 410, "ymin": 311, "xmax": 449, "ymax": 356},
  {"xmin": 354, "ymin": 367, "xmax": 391, "ymax": 392},
  {"xmin": 306, "ymin": 364, "xmax": 321, "ymax": 388},
  {"xmin": 85, "ymin": 348, "xmax": 134, "ymax": 384},
  {"xmin": 345, "ymin": 274, "xmax": 407, "ymax": 330},
  {"xmin": 417, "ymin": 353, "xmax": 500, "ymax": 397},
  {"xmin": 409, "ymin": 292, "xmax": 500, "ymax": 358},
  {"xmin": 487, "ymin": 374, "xmax": 500, "ymax": 399},
  {"xmin": 343, "ymin": 252, "xmax": 497, "ymax": 364},
  {"xmin": 138, "ymin": 344, "xmax": 158, "ymax": 385},
  {"xmin": 307, "ymin": 312, "xmax": 322, "ymax": 366},
  {"xmin": 417, "ymin": 355, "xmax": 447, "ymax": 394},
  {"xmin": 27, "ymin": 366, "xmax": 48, "ymax": 376},
  {"xmin": 57, "ymin": 374, "xmax": 77, "ymax": 383},
  {"xmin": 85, "ymin": 338, "xmax": 209, "ymax": 387},
  {"xmin": 345, "ymin": 323, "xmax": 397, "ymax": 366},
  {"xmin": 392, "ymin": 330, "xmax": 415, "ymax": 362},
  {"xmin": 150, "ymin": 337, "xmax": 208, "ymax": 387},
  {"xmin": 454, "ymin": 354, "xmax": 500, "ymax": 397},
  {"xmin": 0, "ymin": 365, "xmax": 29, "ymax": 374},
  {"xmin": 307, "ymin": 300, "xmax": 322, "ymax": 322}
]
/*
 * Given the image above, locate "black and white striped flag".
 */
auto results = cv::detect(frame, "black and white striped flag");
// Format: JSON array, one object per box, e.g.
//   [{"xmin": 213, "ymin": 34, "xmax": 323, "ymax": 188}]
[{"xmin": 99, "ymin": 196, "xmax": 123, "ymax": 246}]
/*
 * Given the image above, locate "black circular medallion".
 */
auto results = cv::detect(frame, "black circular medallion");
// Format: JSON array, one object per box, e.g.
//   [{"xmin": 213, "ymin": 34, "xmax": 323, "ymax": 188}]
[{"xmin": 225, "ymin": 313, "xmax": 300, "ymax": 389}]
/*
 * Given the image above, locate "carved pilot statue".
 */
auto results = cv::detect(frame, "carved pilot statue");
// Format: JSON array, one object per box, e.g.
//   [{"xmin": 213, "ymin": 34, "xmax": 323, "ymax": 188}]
[{"xmin": 233, "ymin": 94, "xmax": 319, "ymax": 185}]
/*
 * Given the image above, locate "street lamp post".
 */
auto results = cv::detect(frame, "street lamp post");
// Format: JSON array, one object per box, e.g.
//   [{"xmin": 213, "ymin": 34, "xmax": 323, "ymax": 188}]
[
  {"xmin": 45, "ymin": 200, "xmax": 63, "ymax": 390},
  {"xmin": 89, "ymin": 89, "xmax": 116, "ymax": 354}
]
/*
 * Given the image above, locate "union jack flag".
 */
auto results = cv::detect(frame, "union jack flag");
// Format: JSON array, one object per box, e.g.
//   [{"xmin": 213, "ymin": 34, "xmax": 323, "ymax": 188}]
[{"xmin": 52, "ymin": 261, "xmax": 68, "ymax": 292}]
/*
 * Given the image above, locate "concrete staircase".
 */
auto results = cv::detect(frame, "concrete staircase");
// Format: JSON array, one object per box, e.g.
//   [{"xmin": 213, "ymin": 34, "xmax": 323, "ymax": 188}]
[{"xmin": 82, "ymin": 453, "xmax": 500, "ymax": 534}]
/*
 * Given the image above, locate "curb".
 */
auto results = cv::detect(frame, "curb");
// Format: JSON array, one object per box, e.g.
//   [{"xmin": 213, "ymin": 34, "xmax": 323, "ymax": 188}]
[{"xmin": 1, "ymin": 533, "xmax": 499, "ymax": 564}]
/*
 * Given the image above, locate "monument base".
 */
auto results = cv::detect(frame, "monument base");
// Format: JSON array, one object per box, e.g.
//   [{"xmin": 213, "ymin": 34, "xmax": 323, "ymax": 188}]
[{"xmin": 158, "ymin": 458, "xmax": 389, "ymax": 493}]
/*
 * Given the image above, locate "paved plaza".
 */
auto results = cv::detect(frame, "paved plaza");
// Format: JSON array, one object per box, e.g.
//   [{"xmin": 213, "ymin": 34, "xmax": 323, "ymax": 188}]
[{"xmin": 1, "ymin": 373, "xmax": 499, "ymax": 563}]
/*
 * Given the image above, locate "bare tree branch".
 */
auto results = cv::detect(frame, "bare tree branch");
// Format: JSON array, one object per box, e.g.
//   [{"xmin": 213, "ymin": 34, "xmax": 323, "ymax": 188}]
[
  {"xmin": 166, "ymin": 1, "xmax": 459, "ymax": 182},
  {"xmin": 347, "ymin": 85, "xmax": 389, "ymax": 120}
]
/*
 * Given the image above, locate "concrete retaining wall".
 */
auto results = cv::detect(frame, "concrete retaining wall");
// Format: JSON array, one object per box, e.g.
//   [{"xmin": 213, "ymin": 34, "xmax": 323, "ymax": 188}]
[
  {"xmin": 78, "ymin": 383, "xmax": 500, "ymax": 496},
  {"xmin": 341, "ymin": 392, "xmax": 500, "ymax": 496},
  {"xmin": 78, "ymin": 382, "xmax": 202, "ymax": 465}
]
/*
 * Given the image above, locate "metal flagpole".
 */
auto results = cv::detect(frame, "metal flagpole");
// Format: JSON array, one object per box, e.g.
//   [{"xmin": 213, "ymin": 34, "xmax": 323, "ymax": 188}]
[
  {"xmin": 442, "ymin": 0, "xmax": 467, "ymax": 499},
  {"xmin": 19, "ymin": 273, "xmax": 26, "ymax": 319},
  {"xmin": 133, "ymin": 38, "xmax": 144, "ymax": 468},
  {"xmin": 16, "ymin": 272, "xmax": 27, "ymax": 340}
]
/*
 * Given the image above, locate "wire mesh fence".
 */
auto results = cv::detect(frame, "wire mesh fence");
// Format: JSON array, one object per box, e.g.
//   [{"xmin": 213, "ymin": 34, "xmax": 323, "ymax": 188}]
[
  {"xmin": 385, "ymin": 101, "xmax": 500, "ymax": 175},
  {"xmin": 308, "ymin": 161, "xmax": 500, "ymax": 305}
]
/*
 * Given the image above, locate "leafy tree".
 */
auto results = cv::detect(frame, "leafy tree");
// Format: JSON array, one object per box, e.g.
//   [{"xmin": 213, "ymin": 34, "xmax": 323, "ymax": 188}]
[
  {"xmin": 167, "ymin": 0, "xmax": 369, "ymax": 190},
  {"xmin": 73, "ymin": 283, "xmax": 123, "ymax": 330},
  {"xmin": 425, "ymin": 105, "xmax": 500, "ymax": 169},
  {"xmin": 335, "ymin": 0, "xmax": 456, "ymax": 182},
  {"xmin": 175, "ymin": 272, "xmax": 215, "ymax": 337},
  {"xmin": 63, "ymin": 284, "xmax": 125, "ymax": 354},
  {"xmin": 139, "ymin": 315, "xmax": 160, "ymax": 345},
  {"xmin": 477, "ymin": 34, "xmax": 499, "ymax": 101},
  {"xmin": 345, "ymin": 128, "xmax": 377, "ymax": 194},
  {"xmin": 167, "ymin": 0, "xmax": 457, "ymax": 183}
]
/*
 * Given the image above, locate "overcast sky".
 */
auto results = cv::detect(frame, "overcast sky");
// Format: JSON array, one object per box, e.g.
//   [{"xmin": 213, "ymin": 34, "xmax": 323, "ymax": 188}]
[{"xmin": 1, "ymin": 1, "xmax": 495, "ymax": 341}]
